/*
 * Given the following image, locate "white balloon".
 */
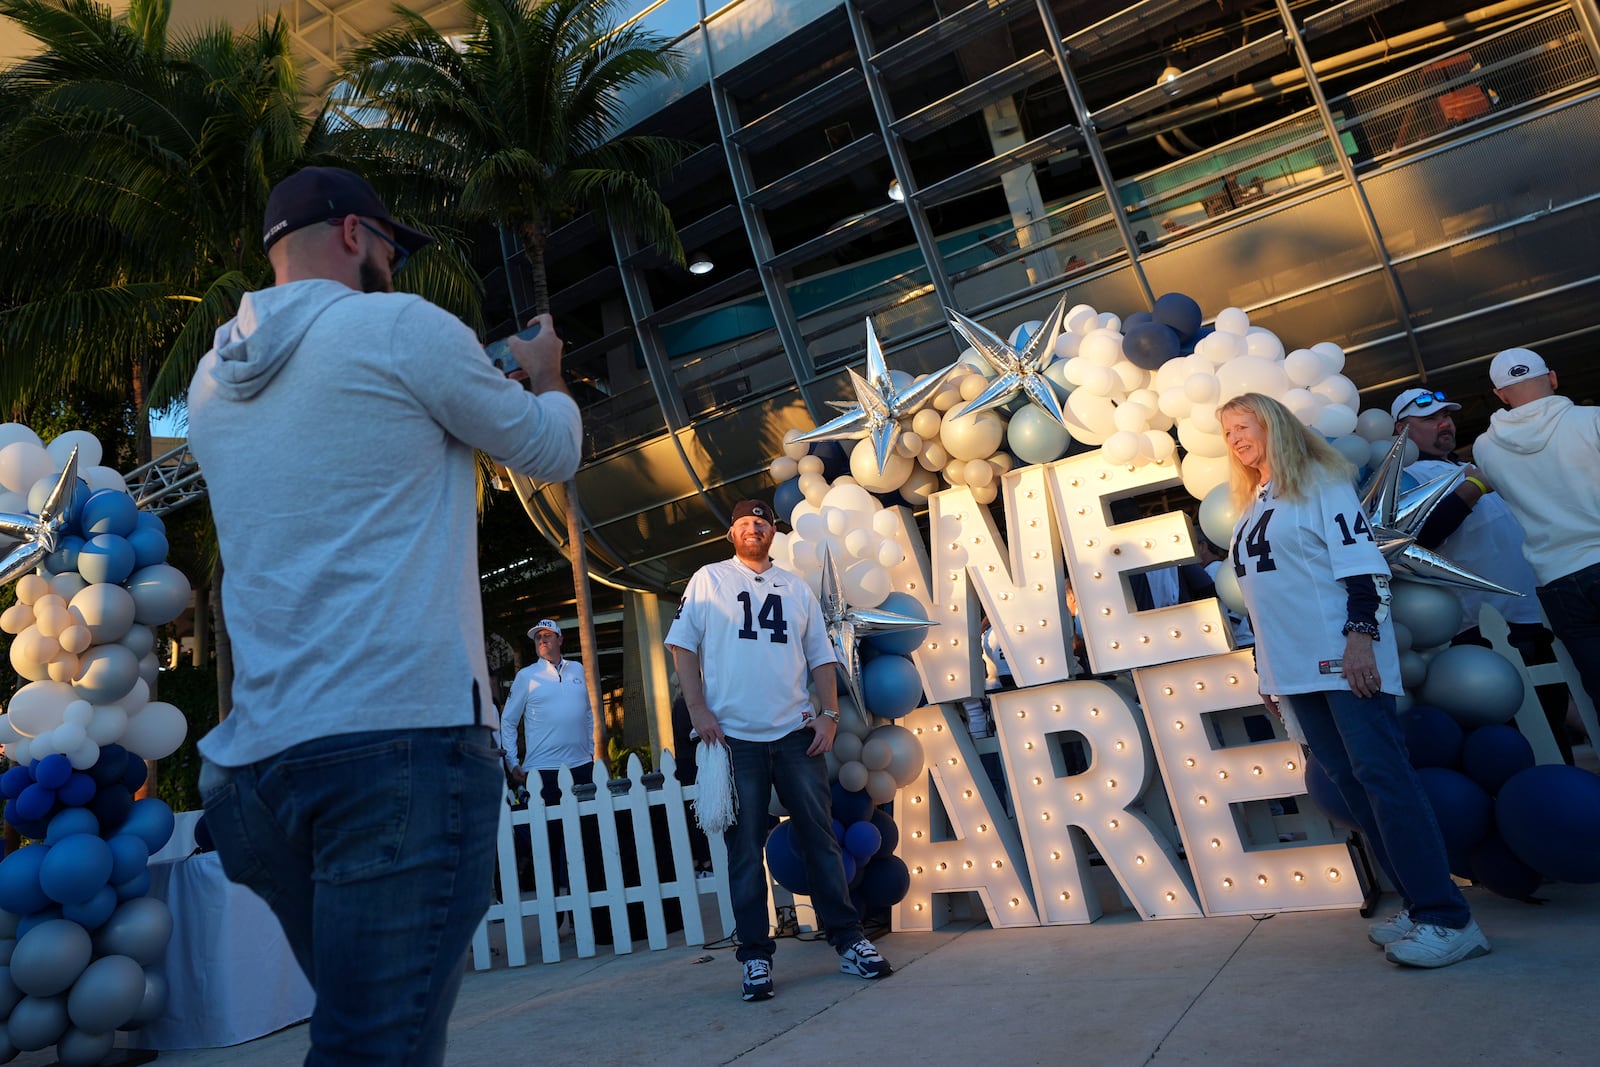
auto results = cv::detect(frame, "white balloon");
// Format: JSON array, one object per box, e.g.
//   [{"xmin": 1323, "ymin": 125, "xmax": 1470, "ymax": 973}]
[
  {"xmin": 1216, "ymin": 355, "xmax": 1289, "ymax": 403},
  {"xmin": 1198, "ymin": 484, "xmax": 1241, "ymax": 547},
  {"xmin": 1311, "ymin": 341, "xmax": 1346, "ymax": 373},
  {"xmin": 1145, "ymin": 430, "xmax": 1177, "ymax": 463},
  {"xmin": 876, "ymin": 540, "xmax": 905, "ymax": 568},
  {"xmin": 1332, "ymin": 435, "xmax": 1372, "ymax": 467},
  {"xmin": 47, "ymin": 430, "xmax": 103, "ymax": 470},
  {"xmin": 88, "ymin": 705, "xmax": 129, "ymax": 746},
  {"xmin": 1313, "ymin": 403, "xmax": 1358, "ymax": 438},
  {"xmin": 71, "ymin": 583, "xmax": 138, "ymax": 645},
  {"xmin": 1188, "ymin": 403, "xmax": 1221, "ymax": 435},
  {"xmin": 1283, "ymin": 349, "xmax": 1330, "ymax": 387},
  {"xmin": 843, "ymin": 528, "xmax": 876, "ymax": 560},
  {"xmin": 1195, "ymin": 330, "xmax": 1246, "ymax": 365},
  {"xmin": 1112, "ymin": 401, "xmax": 1153, "ymax": 434},
  {"xmin": 824, "ymin": 507, "xmax": 849, "ymax": 537},
  {"xmin": 1354, "ymin": 408, "xmax": 1395, "ymax": 442},
  {"xmin": 1063, "ymin": 390, "xmax": 1116, "ymax": 444},
  {"xmin": 1244, "ymin": 327, "xmax": 1285, "ymax": 360},
  {"xmin": 849, "ymin": 439, "xmax": 912, "ymax": 493},
  {"xmin": 1159, "ymin": 387, "xmax": 1194, "ymax": 420},
  {"xmin": 121, "ymin": 701, "xmax": 188, "ymax": 760},
  {"xmin": 82, "ymin": 465, "xmax": 130, "ymax": 494},
  {"xmin": 49, "ymin": 572, "xmax": 88, "ymax": 602},
  {"xmin": 1077, "ymin": 330, "xmax": 1124, "ymax": 367},
  {"xmin": 0, "ymin": 422, "xmax": 43, "ymax": 450},
  {"xmin": 68, "ymin": 737, "xmax": 101, "ymax": 770},
  {"xmin": 1310, "ymin": 374, "xmax": 1360, "ymax": 410},
  {"xmin": 1283, "ymin": 388, "xmax": 1323, "ymax": 424},
  {"xmin": 1180, "ymin": 453, "xmax": 1232, "ymax": 501},
  {"xmin": 841, "ymin": 560, "xmax": 891, "ymax": 608},
  {"xmin": 821, "ymin": 481, "xmax": 878, "ymax": 522},
  {"xmin": 1177, "ymin": 419, "xmax": 1227, "ymax": 458},
  {"xmin": 1079, "ymin": 364, "xmax": 1118, "ymax": 397},
  {"xmin": 0, "ymin": 441, "xmax": 54, "ymax": 496},
  {"xmin": 1214, "ymin": 307, "xmax": 1250, "ymax": 335},
  {"xmin": 1066, "ymin": 304, "xmax": 1099, "ymax": 335},
  {"xmin": 7, "ymin": 680, "xmax": 78, "ymax": 737},
  {"xmin": 1102, "ymin": 431, "xmax": 1142, "ymax": 466},
  {"xmin": 1183, "ymin": 373, "xmax": 1220, "ymax": 405}
]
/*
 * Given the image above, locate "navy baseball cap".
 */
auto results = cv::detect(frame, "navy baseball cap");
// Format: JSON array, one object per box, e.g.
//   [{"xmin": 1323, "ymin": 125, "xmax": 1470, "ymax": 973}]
[
  {"xmin": 729, "ymin": 500, "xmax": 776, "ymax": 526},
  {"xmin": 262, "ymin": 167, "xmax": 434, "ymax": 255}
]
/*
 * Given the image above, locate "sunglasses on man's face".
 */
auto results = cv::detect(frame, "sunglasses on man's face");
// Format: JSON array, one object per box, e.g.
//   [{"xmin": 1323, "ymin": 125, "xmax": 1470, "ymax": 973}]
[
  {"xmin": 327, "ymin": 216, "xmax": 410, "ymax": 274},
  {"xmin": 1404, "ymin": 391, "xmax": 1451, "ymax": 414}
]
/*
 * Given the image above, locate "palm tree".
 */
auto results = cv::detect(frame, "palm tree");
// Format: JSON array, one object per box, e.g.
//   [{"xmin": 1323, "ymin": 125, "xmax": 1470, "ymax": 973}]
[
  {"xmin": 337, "ymin": 0, "xmax": 692, "ymax": 767},
  {"xmin": 0, "ymin": 0, "xmax": 481, "ymax": 461}
]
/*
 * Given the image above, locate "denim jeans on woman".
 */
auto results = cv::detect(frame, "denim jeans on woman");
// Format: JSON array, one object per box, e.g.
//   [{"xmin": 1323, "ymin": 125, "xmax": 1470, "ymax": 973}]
[
  {"xmin": 200, "ymin": 725, "xmax": 503, "ymax": 1066},
  {"xmin": 725, "ymin": 729, "xmax": 865, "ymax": 961},
  {"xmin": 1284, "ymin": 690, "xmax": 1471, "ymax": 928}
]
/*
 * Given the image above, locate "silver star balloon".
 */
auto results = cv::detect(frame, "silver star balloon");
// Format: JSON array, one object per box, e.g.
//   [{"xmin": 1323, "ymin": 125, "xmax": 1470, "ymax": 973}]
[
  {"xmin": 817, "ymin": 545, "xmax": 932, "ymax": 716},
  {"xmin": 0, "ymin": 447, "xmax": 79, "ymax": 587},
  {"xmin": 791, "ymin": 317, "xmax": 961, "ymax": 474},
  {"xmin": 1360, "ymin": 431, "xmax": 1521, "ymax": 595},
  {"xmin": 947, "ymin": 295, "xmax": 1070, "ymax": 427}
]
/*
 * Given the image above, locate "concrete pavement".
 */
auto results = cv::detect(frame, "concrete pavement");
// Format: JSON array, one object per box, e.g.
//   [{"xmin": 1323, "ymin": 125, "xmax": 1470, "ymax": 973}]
[{"xmin": 37, "ymin": 876, "xmax": 1599, "ymax": 1066}]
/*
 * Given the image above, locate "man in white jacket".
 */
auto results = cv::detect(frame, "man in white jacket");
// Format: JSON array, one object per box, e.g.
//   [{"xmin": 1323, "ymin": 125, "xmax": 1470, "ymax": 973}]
[{"xmin": 1472, "ymin": 348, "xmax": 1600, "ymax": 711}]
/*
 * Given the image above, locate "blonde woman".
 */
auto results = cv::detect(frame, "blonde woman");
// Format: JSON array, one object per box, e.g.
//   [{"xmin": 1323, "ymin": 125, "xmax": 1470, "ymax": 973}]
[{"xmin": 1219, "ymin": 392, "xmax": 1489, "ymax": 969}]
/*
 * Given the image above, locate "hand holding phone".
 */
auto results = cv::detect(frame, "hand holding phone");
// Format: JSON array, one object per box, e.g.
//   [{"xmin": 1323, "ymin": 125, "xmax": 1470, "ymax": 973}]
[{"xmin": 485, "ymin": 322, "xmax": 542, "ymax": 375}]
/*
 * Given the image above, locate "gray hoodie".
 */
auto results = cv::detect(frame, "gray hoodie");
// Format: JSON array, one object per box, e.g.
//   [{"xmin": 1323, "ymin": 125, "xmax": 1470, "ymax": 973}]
[
  {"xmin": 188, "ymin": 279, "xmax": 582, "ymax": 766},
  {"xmin": 1473, "ymin": 394, "xmax": 1600, "ymax": 585}
]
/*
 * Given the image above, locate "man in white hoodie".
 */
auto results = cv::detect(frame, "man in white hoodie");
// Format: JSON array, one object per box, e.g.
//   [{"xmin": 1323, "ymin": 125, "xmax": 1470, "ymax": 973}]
[
  {"xmin": 1472, "ymin": 348, "xmax": 1600, "ymax": 712},
  {"xmin": 188, "ymin": 167, "xmax": 582, "ymax": 1065}
]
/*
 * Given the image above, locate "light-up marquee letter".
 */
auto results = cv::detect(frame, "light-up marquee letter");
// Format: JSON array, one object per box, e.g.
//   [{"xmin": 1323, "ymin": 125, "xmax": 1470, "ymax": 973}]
[
  {"xmin": 893, "ymin": 703, "xmax": 1039, "ymax": 931},
  {"xmin": 1133, "ymin": 651, "xmax": 1365, "ymax": 915},
  {"xmin": 992, "ymin": 680, "xmax": 1201, "ymax": 923},
  {"xmin": 1049, "ymin": 453, "xmax": 1232, "ymax": 674}
]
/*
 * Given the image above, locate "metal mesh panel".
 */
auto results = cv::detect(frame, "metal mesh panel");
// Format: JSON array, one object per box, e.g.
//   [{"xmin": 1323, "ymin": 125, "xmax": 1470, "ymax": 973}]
[
  {"xmin": 1412, "ymin": 275, "xmax": 1600, "ymax": 379},
  {"xmin": 1142, "ymin": 186, "xmax": 1376, "ymax": 316},
  {"xmin": 1247, "ymin": 270, "xmax": 1404, "ymax": 356},
  {"xmin": 1336, "ymin": 8, "xmax": 1596, "ymax": 162},
  {"xmin": 1365, "ymin": 94, "xmax": 1600, "ymax": 257}
]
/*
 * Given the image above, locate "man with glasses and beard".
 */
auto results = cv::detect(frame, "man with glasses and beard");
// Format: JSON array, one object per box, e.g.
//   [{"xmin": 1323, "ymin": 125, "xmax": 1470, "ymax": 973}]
[
  {"xmin": 1389, "ymin": 387, "xmax": 1570, "ymax": 760},
  {"xmin": 187, "ymin": 166, "xmax": 580, "ymax": 1064}
]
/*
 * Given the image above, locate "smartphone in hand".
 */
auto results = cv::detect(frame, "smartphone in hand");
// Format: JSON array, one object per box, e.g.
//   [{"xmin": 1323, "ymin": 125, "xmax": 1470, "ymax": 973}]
[{"xmin": 484, "ymin": 322, "xmax": 542, "ymax": 375}]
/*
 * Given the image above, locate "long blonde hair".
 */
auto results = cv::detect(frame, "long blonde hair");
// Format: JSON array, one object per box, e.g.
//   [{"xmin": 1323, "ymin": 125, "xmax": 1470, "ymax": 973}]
[{"xmin": 1220, "ymin": 392, "xmax": 1353, "ymax": 511}]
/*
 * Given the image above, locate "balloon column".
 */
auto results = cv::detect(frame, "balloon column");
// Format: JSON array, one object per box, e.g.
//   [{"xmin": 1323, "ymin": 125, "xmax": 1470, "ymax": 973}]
[{"xmin": 0, "ymin": 423, "xmax": 191, "ymax": 1064}]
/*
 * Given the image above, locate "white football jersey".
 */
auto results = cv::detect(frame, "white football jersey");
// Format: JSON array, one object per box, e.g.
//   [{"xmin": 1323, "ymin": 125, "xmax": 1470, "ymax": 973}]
[
  {"xmin": 664, "ymin": 558, "xmax": 838, "ymax": 742},
  {"xmin": 1230, "ymin": 474, "xmax": 1402, "ymax": 696}
]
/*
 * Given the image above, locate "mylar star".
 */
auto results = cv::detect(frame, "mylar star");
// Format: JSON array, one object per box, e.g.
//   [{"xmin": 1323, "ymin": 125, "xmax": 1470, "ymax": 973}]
[
  {"xmin": 947, "ymin": 295, "xmax": 1070, "ymax": 427},
  {"xmin": 0, "ymin": 448, "xmax": 79, "ymax": 587},
  {"xmin": 1360, "ymin": 431, "xmax": 1520, "ymax": 595},
  {"xmin": 817, "ymin": 545, "xmax": 932, "ymax": 715},
  {"xmin": 792, "ymin": 317, "xmax": 960, "ymax": 474}
]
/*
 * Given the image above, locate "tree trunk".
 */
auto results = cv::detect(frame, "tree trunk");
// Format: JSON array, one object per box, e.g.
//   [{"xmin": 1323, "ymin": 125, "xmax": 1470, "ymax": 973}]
[
  {"xmin": 523, "ymin": 222, "xmax": 606, "ymax": 772},
  {"xmin": 212, "ymin": 553, "xmax": 234, "ymax": 720}
]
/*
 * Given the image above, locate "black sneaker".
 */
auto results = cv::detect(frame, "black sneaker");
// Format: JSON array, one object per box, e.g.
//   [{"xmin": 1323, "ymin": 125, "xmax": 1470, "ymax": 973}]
[
  {"xmin": 742, "ymin": 958, "xmax": 774, "ymax": 1001},
  {"xmin": 839, "ymin": 938, "xmax": 892, "ymax": 979}
]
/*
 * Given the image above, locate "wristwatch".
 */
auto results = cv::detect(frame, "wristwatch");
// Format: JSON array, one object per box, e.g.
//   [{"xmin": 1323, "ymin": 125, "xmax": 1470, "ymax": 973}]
[{"xmin": 820, "ymin": 709, "xmax": 840, "ymax": 722}]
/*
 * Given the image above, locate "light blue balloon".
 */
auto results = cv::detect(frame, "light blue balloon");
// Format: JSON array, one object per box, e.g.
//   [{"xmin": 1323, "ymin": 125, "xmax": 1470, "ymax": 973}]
[
  {"xmin": 862, "ymin": 654, "xmax": 923, "ymax": 719},
  {"xmin": 78, "ymin": 533, "xmax": 137, "ymax": 585},
  {"xmin": 1007, "ymin": 405, "xmax": 1072, "ymax": 466},
  {"xmin": 10, "ymin": 919, "xmax": 92, "ymax": 997}
]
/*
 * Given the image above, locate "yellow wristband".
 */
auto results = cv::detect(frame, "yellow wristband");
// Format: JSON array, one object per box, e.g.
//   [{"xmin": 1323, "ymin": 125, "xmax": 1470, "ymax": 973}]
[{"xmin": 1464, "ymin": 475, "xmax": 1489, "ymax": 494}]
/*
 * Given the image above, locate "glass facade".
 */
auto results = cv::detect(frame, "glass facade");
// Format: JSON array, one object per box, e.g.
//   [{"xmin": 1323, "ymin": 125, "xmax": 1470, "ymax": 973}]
[{"xmin": 502, "ymin": 0, "xmax": 1600, "ymax": 594}]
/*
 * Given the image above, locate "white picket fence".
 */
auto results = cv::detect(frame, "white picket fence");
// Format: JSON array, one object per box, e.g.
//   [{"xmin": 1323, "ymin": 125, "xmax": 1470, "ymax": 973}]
[{"xmin": 470, "ymin": 750, "xmax": 735, "ymax": 969}]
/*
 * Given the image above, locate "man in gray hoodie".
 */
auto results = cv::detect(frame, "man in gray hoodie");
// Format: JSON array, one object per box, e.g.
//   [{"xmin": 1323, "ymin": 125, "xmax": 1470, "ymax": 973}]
[
  {"xmin": 1472, "ymin": 348, "xmax": 1600, "ymax": 712},
  {"xmin": 188, "ymin": 167, "xmax": 581, "ymax": 1064}
]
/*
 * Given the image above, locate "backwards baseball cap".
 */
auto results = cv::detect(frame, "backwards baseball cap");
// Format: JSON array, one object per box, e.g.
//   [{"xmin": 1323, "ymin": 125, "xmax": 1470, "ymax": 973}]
[
  {"xmin": 262, "ymin": 166, "xmax": 434, "ymax": 256},
  {"xmin": 527, "ymin": 619, "xmax": 562, "ymax": 639},
  {"xmin": 1489, "ymin": 347, "xmax": 1550, "ymax": 388},
  {"xmin": 729, "ymin": 500, "xmax": 776, "ymax": 526},
  {"xmin": 1390, "ymin": 388, "xmax": 1461, "ymax": 421}
]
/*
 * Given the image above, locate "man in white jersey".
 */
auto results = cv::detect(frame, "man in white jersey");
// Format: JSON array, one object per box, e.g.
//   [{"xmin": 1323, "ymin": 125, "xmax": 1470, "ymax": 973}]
[{"xmin": 666, "ymin": 499, "xmax": 891, "ymax": 1001}]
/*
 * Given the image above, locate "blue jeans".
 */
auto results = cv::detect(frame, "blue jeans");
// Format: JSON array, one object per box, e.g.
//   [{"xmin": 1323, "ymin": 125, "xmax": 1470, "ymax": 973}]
[
  {"xmin": 201, "ymin": 726, "xmax": 503, "ymax": 1066},
  {"xmin": 725, "ymin": 730, "xmax": 864, "ymax": 961},
  {"xmin": 1284, "ymin": 691, "xmax": 1471, "ymax": 929},
  {"xmin": 1538, "ymin": 561, "xmax": 1600, "ymax": 712}
]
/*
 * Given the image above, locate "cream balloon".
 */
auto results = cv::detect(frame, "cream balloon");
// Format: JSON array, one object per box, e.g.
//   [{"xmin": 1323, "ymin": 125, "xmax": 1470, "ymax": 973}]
[
  {"xmin": 121, "ymin": 701, "xmax": 188, "ymax": 760},
  {"xmin": 6, "ymin": 679, "xmax": 77, "ymax": 737},
  {"xmin": 899, "ymin": 465, "xmax": 939, "ymax": 508},
  {"xmin": 939, "ymin": 407, "xmax": 1005, "ymax": 461},
  {"xmin": 1180, "ymin": 453, "xmax": 1232, "ymax": 500},
  {"xmin": 911, "ymin": 408, "xmax": 942, "ymax": 439},
  {"xmin": 769, "ymin": 455, "xmax": 799, "ymax": 482},
  {"xmin": 16, "ymin": 573, "xmax": 50, "ymax": 606},
  {"xmin": 782, "ymin": 430, "xmax": 810, "ymax": 460}
]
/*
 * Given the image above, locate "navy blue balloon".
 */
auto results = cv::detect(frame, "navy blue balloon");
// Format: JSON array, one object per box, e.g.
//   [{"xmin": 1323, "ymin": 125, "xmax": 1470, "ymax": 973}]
[
  {"xmin": 844, "ymin": 820, "xmax": 883, "ymax": 863},
  {"xmin": 44, "ymin": 808, "xmax": 99, "ymax": 845},
  {"xmin": 773, "ymin": 477, "xmax": 804, "ymax": 526},
  {"xmin": 14, "ymin": 783, "xmax": 57, "ymax": 824},
  {"xmin": 114, "ymin": 868, "xmax": 152, "ymax": 901},
  {"xmin": 122, "ymin": 757, "xmax": 149, "ymax": 793},
  {"xmin": 58, "ymin": 773, "xmax": 96, "ymax": 808},
  {"xmin": 135, "ymin": 510, "xmax": 166, "ymax": 536},
  {"xmin": 870, "ymin": 807, "xmax": 900, "ymax": 855},
  {"xmin": 62, "ymin": 884, "xmax": 119, "ymax": 931},
  {"xmin": 1, "ymin": 765, "xmax": 32, "ymax": 799},
  {"xmin": 1302, "ymin": 756, "xmax": 1359, "ymax": 831},
  {"xmin": 1461, "ymin": 725, "xmax": 1535, "ymax": 794},
  {"xmin": 1152, "ymin": 292, "xmax": 1203, "ymax": 340},
  {"xmin": 88, "ymin": 784, "xmax": 133, "ymax": 836},
  {"xmin": 860, "ymin": 854, "xmax": 910, "ymax": 908},
  {"xmin": 831, "ymin": 817, "xmax": 846, "ymax": 845},
  {"xmin": 79, "ymin": 488, "xmax": 140, "ymax": 538},
  {"xmin": 810, "ymin": 441, "xmax": 850, "ymax": 482},
  {"xmin": 44, "ymin": 534, "xmax": 84, "ymax": 575},
  {"xmin": 1496, "ymin": 764, "xmax": 1600, "ymax": 883},
  {"xmin": 1469, "ymin": 830, "xmax": 1543, "ymax": 900},
  {"xmin": 862, "ymin": 654, "xmax": 922, "ymax": 719},
  {"xmin": 34, "ymin": 754, "xmax": 72, "ymax": 791},
  {"xmin": 1121, "ymin": 322, "xmax": 1182, "ymax": 370},
  {"xmin": 1416, "ymin": 767, "xmax": 1492, "ymax": 875},
  {"xmin": 764, "ymin": 820, "xmax": 810, "ymax": 895},
  {"xmin": 1122, "ymin": 310, "xmax": 1155, "ymax": 329},
  {"xmin": 831, "ymin": 782, "xmax": 874, "ymax": 825},
  {"xmin": 121, "ymin": 798, "xmax": 175, "ymax": 853},
  {"xmin": 90, "ymin": 746, "xmax": 130, "ymax": 787},
  {"xmin": 1402, "ymin": 704, "xmax": 1465, "ymax": 768},
  {"xmin": 107, "ymin": 834, "xmax": 150, "ymax": 886},
  {"xmin": 0, "ymin": 844, "xmax": 52, "ymax": 915},
  {"xmin": 194, "ymin": 813, "xmax": 214, "ymax": 853},
  {"xmin": 862, "ymin": 592, "xmax": 929, "ymax": 656},
  {"xmin": 127, "ymin": 525, "xmax": 169, "ymax": 569},
  {"xmin": 841, "ymin": 850, "xmax": 858, "ymax": 887}
]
